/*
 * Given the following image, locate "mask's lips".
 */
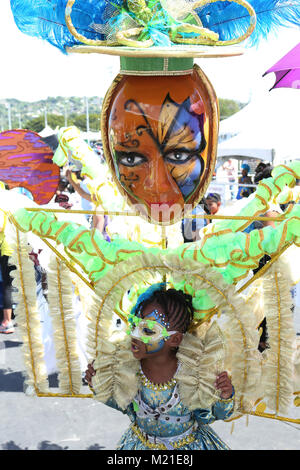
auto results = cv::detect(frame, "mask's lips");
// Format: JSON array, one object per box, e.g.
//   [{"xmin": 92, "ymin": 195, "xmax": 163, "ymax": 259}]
[{"xmin": 145, "ymin": 200, "xmax": 179, "ymax": 209}]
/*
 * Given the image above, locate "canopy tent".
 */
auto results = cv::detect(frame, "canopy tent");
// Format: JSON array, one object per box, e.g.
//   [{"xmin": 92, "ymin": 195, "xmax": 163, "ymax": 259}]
[
  {"xmin": 39, "ymin": 125, "xmax": 56, "ymax": 138},
  {"xmin": 218, "ymin": 136, "xmax": 275, "ymax": 163},
  {"xmin": 39, "ymin": 127, "xmax": 101, "ymax": 144},
  {"xmin": 81, "ymin": 130, "xmax": 101, "ymax": 142},
  {"xmin": 218, "ymin": 89, "xmax": 300, "ymax": 165}
]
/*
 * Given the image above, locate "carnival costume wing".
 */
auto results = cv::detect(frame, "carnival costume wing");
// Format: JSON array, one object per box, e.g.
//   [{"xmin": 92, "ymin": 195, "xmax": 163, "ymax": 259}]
[
  {"xmin": 12, "ymin": 158, "xmax": 299, "ymax": 287},
  {"xmin": 1, "ymin": 158, "xmax": 300, "ymax": 420}
]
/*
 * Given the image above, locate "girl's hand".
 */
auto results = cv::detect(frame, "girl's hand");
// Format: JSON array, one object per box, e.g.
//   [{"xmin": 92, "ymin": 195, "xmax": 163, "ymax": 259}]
[
  {"xmin": 84, "ymin": 362, "xmax": 96, "ymax": 386},
  {"xmin": 215, "ymin": 371, "xmax": 233, "ymax": 399}
]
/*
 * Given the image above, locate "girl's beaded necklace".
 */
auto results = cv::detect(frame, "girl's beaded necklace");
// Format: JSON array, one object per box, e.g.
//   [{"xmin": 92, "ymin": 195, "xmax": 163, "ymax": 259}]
[{"xmin": 138, "ymin": 364, "xmax": 179, "ymax": 391}]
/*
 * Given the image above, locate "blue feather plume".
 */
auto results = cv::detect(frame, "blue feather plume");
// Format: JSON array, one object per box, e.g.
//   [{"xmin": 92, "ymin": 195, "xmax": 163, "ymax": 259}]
[
  {"xmin": 10, "ymin": 0, "xmax": 110, "ymax": 53},
  {"xmin": 10, "ymin": 0, "xmax": 300, "ymax": 52},
  {"xmin": 197, "ymin": 0, "xmax": 300, "ymax": 46},
  {"xmin": 131, "ymin": 283, "xmax": 166, "ymax": 316}
]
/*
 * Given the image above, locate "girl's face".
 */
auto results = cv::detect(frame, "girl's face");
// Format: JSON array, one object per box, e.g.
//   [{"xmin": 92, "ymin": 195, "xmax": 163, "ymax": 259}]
[
  {"xmin": 130, "ymin": 302, "xmax": 177, "ymax": 359},
  {"xmin": 105, "ymin": 71, "xmax": 218, "ymax": 224},
  {"xmin": 206, "ymin": 199, "xmax": 220, "ymax": 215}
]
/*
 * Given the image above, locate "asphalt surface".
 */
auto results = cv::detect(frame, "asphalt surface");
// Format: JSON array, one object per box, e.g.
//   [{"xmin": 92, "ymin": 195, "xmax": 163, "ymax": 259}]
[{"xmin": 0, "ymin": 325, "xmax": 300, "ymax": 451}]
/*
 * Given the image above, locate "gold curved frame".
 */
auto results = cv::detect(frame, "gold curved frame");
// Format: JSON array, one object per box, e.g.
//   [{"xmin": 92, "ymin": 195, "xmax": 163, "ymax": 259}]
[
  {"xmin": 65, "ymin": 0, "xmax": 256, "ymax": 49},
  {"xmin": 65, "ymin": 0, "xmax": 115, "ymax": 46}
]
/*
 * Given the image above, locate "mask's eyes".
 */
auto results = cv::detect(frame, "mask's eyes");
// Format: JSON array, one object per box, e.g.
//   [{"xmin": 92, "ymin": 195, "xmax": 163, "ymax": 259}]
[
  {"xmin": 142, "ymin": 327, "xmax": 155, "ymax": 336},
  {"xmin": 164, "ymin": 151, "xmax": 194, "ymax": 165},
  {"xmin": 117, "ymin": 153, "xmax": 147, "ymax": 167}
]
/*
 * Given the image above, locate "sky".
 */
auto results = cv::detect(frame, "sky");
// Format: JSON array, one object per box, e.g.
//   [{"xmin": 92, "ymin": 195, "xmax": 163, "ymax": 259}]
[{"xmin": 0, "ymin": 1, "xmax": 299, "ymax": 104}]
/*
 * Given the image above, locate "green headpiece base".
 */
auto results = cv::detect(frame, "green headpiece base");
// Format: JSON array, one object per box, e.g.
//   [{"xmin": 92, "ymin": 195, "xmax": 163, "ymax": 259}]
[{"xmin": 120, "ymin": 56, "xmax": 194, "ymax": 75}]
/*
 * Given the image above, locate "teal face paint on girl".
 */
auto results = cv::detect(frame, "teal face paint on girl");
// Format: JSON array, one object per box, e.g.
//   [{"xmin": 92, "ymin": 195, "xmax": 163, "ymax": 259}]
[{"xmin": 130, "ymin": 309, "xmax": 178, "ymax": 355}]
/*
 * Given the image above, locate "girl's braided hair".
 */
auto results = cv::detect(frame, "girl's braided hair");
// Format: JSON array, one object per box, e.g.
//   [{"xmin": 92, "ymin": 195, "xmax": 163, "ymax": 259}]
[{"xmin": 138, "ymin": 288, "xmax": 194, "ymax": 333}]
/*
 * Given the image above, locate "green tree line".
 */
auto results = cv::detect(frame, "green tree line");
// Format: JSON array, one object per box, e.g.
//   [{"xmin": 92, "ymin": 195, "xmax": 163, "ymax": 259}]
[
  {"xmin": 23, "ymin": 113, "xmax": 101, "ymax": 133},
  {"xmin": 0, "ymin": 97, "xmax": 245, "ymax": 133}
]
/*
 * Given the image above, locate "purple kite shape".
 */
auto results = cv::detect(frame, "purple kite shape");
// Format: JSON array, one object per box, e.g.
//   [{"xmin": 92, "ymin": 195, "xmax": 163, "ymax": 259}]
[{"xmin": 264, "ymin": 42, "xmax": 300, "ymax": 91}]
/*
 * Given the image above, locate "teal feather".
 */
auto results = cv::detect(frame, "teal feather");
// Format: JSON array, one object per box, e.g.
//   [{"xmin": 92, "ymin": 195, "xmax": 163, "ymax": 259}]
[
  {"xmin": 197, "ymin": 0, "xmax": 300, "ymax": 45},
  {"xmin": 131, "ymin": 283, "xmax": 166, "ymax": 316},
  {"xmin": 10, "ymin": 0, "xmax": 109, "ymax": 53}
]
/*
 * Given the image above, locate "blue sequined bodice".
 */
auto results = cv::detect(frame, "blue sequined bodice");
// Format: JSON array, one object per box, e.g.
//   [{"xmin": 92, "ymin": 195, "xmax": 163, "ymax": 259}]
[
  {"xmin": 136, "ymin": 378, "xmax": 194, "ymax": 438},
  {"xmin": 116, "ymin": 369, "xmax": 235, "ymax": 450}
]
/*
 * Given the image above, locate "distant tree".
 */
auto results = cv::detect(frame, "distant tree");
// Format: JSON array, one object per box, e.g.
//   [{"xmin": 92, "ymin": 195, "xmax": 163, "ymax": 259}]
[
  {"xmin": 0, "ymin": 96, "xmax": 104, "ymax": 130},
  {"xmin": 219, "ymin": 98, "xmax": 246, "ymax": 121},
  {"xmin": 23, "ymin": 114, "xmax": 65, "ymax": 133},
  {"xmin": 23, "ymin": 112, "xmax": 101, "ymax": 133},
  {"xmin": 2, "ymin": 95, "xmax": 244, "ymax": 132},
  {"xmin": 69, "ymin": 113, "xmax": 101, "ymax": 132},
  {"xmin": 22, "ymin": 116, "xmax": 45, "ymax": 133}
]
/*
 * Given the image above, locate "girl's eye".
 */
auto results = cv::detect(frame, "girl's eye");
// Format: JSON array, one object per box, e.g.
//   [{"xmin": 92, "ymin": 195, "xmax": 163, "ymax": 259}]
[
  {"xmin": 164, "ymin": 151, "xmax": 194, "ymax": 164},
  {"xmin": 118, "ymin": 154, "xmax": 146, "ymax": 167},
  {"xmin": 142, "ymin": 327, "xmax": 155, "ymax": 336}
]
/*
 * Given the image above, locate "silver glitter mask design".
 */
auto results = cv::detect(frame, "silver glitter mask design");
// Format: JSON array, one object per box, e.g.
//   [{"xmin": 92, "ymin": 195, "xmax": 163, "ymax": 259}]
[{"xmin": 129, "ymin": 309, "xmax": 178, "ymax": 345}]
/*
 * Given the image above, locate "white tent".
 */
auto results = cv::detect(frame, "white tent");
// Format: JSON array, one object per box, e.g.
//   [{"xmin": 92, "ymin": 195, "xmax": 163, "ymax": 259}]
[
  {"xmin": 218, "ymin": 89, "xmax": 300, "ymax": 165},
  {"xmin": 39, "ymin": 125, "xmax": 56, "ymax": 138},
  {"xmin": 82, "ymin": 130, "xmax": 101, "ymax": 142}
]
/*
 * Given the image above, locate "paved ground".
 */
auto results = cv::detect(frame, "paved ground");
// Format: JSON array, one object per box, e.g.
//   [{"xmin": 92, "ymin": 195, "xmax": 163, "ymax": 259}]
[{"xmin": 0, "ymin": 326, "xmax": 299, "ymax": 451}]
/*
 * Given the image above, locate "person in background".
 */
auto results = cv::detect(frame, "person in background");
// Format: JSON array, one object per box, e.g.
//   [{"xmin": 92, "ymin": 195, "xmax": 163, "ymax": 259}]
[
  {"xmin": 222, "ymin": 159, "xmax": 236, "ymax": 199},
  {"xmin": 54, "ymin": 176, "xmax": 73, "ymax": 209},
  {"xmin": 181, "ymin": 198, "xmax": 209, "ymax": 243},
  {"xmin": 54, "ymin": 176, "xmax": 69, "ymax": 199},
  {"xmin": 236, "ymin": 163, "xmax": 254, "ymax": 200},
  {"xmin": 66, "ymin": 169, "xmax": 96, "ymax": 222},
  {"xmin": 205, "ymin": 193, "xmax": 222, "ymax": 224},
  {"xmin": 0, "ymin": 229, "xmax": 16, "ymax": 334},
  {"xmin": 65, "ymin": 169, "xmax": 110, "ymax": 238},
  {"xmin": 252, "ymin": 206, "xmax": 282, "ymax": 352},
  {"xmin": 243, "ymin": 162, "xmax": 273, "ymax": 230},
  {"xmin": 254, "ymin": 162, "xmax": 273, "ymax": 184}
]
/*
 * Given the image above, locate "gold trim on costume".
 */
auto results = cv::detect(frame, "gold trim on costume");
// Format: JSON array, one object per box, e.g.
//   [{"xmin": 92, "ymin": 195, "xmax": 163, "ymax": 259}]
[
  {"xmin": 46, "ymin": 257, "xmax": 82, "ymax": 395},
  {"xmin": 11, "ymin": 228, "xmax": 49, "ymax": 395},
  {"xmin": 119, "ymin": 68, "xmax": 194, "ymax": 76},
  {"xmin": 138, "ymin": 368, "xmax": 177, "ymax": 390},
  {"xmin": 66, "ymin": 44, "xmax": 244, "ymax": 58},
  {"xmin": 65, "ymin": 0, "xmax": 110, "ymax": 46},
  {"xmin": 130, "ymin": 423, "xmax": 196, "ymax": 450}
]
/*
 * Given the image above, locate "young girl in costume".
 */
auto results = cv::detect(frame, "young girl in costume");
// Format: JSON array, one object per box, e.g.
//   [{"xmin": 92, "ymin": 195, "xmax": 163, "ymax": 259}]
[{"xmin": 85, "ymin": 285, "xmax": 234, "ymax": 450}]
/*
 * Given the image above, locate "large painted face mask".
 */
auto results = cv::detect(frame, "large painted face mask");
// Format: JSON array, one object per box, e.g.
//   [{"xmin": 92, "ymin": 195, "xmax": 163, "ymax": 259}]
[
  {"xmin": 128, "ymin": 309, "xmax": 178, "ymax": 354},
  {"xmin": 102, "ymin": 65, "xmax": 218, "ymax": 224}
]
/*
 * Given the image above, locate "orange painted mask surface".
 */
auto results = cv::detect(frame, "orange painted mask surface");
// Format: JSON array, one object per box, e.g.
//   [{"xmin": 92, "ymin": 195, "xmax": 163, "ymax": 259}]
[
  {"xmin": 0, "ymin": 129, "xmax": 60, "ymax": 205},
  {"xmin": 104, "ymin": 67, "xmax": 218, "ymax": 223}
]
